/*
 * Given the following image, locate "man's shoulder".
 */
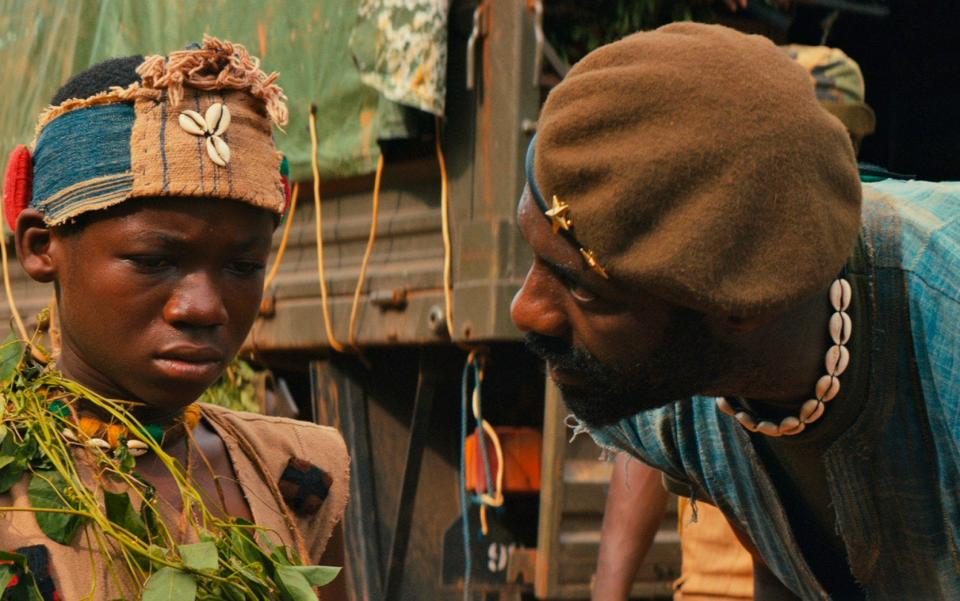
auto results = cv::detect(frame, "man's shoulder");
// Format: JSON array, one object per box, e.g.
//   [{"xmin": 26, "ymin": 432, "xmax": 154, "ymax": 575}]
[{"xmin": 861, "ymin": 180, "xmax": 960, "ymax": 284}]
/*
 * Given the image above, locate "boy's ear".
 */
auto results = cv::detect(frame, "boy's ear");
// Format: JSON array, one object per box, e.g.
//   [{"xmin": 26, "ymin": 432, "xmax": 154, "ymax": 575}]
[{"xmin": 15, "ymin": 208, "xmax": 58, "ymax": 283}]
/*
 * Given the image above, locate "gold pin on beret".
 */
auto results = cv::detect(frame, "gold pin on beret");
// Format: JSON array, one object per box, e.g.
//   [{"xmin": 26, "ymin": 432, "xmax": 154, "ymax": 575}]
[{"xmin": 525, "ymin": 137, "xmax": 609, "ymax": 279}]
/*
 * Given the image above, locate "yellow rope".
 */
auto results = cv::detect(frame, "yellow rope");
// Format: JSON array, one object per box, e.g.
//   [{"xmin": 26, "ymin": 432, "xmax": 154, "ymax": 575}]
[
  {"xmin": 1, "ymin": 232, "xmax": 30, "ymax": 343},
  {"xmin": 262, "ymin": 181, "xmax": 300, "ymax": 293},
  {"xmin": 436, "ymin": 116, "xmax": 456, "ymax": 340},
  {"xmin": 347, "ymin": 154, "xmax": 384, "ymax": 348},
  {"xmin": 308, "ymin": 106, "xmax": 347, "ymax": 353},
  {"xmin": 469, "ymin": 356, "xmax": 504, "ymax": 535}
]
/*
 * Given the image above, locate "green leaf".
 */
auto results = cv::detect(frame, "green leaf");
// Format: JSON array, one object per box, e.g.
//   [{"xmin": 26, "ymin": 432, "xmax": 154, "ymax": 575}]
[
  {"xmin": 0, "ymin": 455, "xmax": 25, "ymax": 494},
  {"xmin": 0, "ymin": 427, "xmax": 24, "ymax": 492},
  {"xmin": 275, "ymin": 565, "xmax": 318, "ymax": 601},
  {"xmin": 0, "ymin": 564, "xmax": 16, "ymax": 589},
  {"xmin": 0, "ymin": 335, "xmax": 24, "ymax": 386},
  {"xmin": 104, "ymin": 490, "xmax": 149, "ymax": 541},
  {"xmin": 0, "ymin": 550, "xmax": 26, "ymax": 567},
  {"xmin": 285, "ymin": 565, "xmax": 341, "ymax": 587},
  {"xmin": 142, "ymin": 567, "xmax": 197, "ymax": 601},
  {"xmin": 226, "ymin": 528, "xmax": 269, "ymax": 566},
  {"xmin": 26, "ymin": 470, "xmax": 86, "ymax": 545},
  {"xmin": 178, "ymin": 541, "xmax": 218, "ymax": 572}
]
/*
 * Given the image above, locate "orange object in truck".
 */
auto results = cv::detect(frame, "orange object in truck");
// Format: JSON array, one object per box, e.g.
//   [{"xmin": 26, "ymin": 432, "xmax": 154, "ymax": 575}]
[{"xmin": 465, "ymin": 427, "xmax": 542, "ymax": 494}]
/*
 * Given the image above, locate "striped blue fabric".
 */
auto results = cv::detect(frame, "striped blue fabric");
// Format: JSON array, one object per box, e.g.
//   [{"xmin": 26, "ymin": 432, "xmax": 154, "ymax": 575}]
[
  {"xmin": 32, "ymin": 104, "xmax": 135, "ymax": 223},
  {"xmin": 588, "ymin": 179, "xmax": 960, "ymax": 599}
]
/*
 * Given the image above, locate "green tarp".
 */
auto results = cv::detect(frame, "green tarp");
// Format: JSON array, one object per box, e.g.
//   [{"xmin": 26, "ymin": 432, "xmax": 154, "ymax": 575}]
[{"xmin": 0, "ymin": 0, "xmax": 436, "ymax": 181}]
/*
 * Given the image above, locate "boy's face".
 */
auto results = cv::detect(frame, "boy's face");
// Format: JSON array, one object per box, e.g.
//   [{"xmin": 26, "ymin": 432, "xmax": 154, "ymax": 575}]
[{"xmin": 22, "ymin": 197, "xmax": 274, "ymax": 412}]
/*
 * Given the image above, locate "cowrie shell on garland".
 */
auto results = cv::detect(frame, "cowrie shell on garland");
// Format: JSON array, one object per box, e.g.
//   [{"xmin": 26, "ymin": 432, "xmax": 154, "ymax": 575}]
[
  {"xmin": 126, "ymin": 439, "xmax": 149, "ymax": 457},
  {"xmin": 87, "ymin": 437, "xmax": 111, "ymax": 450},
  {"xmin": 717, "ymin": 277, "xmax": 852, "ymax": 437}
]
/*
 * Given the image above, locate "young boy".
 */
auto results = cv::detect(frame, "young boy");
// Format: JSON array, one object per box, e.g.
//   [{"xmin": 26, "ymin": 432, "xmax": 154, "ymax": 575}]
[{"xmin": 0, "ymin": 38, "xmax": 348, "ymax": 600}]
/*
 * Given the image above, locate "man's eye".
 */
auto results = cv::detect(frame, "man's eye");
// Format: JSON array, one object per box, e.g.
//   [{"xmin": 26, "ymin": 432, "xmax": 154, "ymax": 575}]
[
  {"xmin": 228, "ymin": 260, "xmax": 265, "ymax": 276},
  {"xmin": 569, "ymin": 283, "xmax": 597, "ymax": 303}
]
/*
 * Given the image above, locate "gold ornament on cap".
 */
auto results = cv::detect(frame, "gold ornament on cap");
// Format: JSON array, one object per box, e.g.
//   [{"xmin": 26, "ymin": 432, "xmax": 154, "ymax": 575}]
[
  {"xmin": 545, "ymin": 195, "xmax": 573, "ymax": 233},
  {"xmin": 579, "ymin": 248, "xmax": 609, "ymax": 279}
]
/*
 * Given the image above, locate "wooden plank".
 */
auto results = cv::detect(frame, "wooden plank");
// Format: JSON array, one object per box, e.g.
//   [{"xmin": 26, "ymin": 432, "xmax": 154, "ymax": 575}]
[
  {"xmin": 383, "ymin": 349, "xmax": 441, "ymax": 601},
  {"xmin": 312, "ymin": 361, "xmax": 383, "ymax": 601},
  {"xmin": 534, "ymin": 377, "xmax": 567, "ymax": 598}
]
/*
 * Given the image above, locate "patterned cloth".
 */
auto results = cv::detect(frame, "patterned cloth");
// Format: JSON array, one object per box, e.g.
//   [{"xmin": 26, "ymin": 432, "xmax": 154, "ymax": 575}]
[
  {"xmin": 586, "ymin": 178, "xmax": 960, "ymax": 599},
  {"xmin": 350, "ymin": 0, "xmax": 449, "ymax": 116}
]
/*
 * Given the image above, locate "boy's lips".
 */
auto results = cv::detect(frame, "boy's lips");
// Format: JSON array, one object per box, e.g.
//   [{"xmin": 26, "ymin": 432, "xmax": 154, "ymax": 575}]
[
  {"xmin": 156, "ymin": 344, "xmax": 224, "ymax": 362},
  {"xmin": 153, "ymin": 345, "xmax": 224, "ymax": 381}
]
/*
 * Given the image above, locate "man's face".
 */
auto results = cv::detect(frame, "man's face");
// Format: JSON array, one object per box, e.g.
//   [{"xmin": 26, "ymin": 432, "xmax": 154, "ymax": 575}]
[
  {"xmin": 511, "ymin": 189, "xmax": 733, "ymax": 427},
  {"xmin": 47, "ymin": 197, "xmax": 274, "ymax": 412}
]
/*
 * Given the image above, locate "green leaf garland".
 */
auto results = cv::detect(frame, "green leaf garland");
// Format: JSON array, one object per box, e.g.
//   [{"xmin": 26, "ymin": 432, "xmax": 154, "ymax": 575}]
[{"xmin": 0, "ymin": 345, "xmax": 341, "ymax": 599}]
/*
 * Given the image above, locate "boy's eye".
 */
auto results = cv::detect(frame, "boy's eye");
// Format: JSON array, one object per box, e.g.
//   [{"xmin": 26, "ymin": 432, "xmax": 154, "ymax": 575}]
[
  {"xmin": 127, "ymin": 256, "xmax": 174, "ymax": 270},
  {"xmin": 228, "ymin": 260, "xmax": 265, "ymax": 276}
]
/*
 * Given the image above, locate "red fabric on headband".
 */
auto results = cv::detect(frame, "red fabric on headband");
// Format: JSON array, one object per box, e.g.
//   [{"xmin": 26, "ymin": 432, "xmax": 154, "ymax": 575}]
[{"xmin": 3, "ymin": 145, "xmax": 32, "ymax": 231}]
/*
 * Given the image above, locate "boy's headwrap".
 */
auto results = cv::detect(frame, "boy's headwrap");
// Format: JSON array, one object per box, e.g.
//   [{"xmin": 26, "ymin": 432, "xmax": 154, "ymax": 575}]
[
  {"xmin": 3, "ymin": 36, "xmax": 290, "ymax": 230},
  {"xmin": 527, "ymin": 23, "xmax": 862, "ymax": 318}
]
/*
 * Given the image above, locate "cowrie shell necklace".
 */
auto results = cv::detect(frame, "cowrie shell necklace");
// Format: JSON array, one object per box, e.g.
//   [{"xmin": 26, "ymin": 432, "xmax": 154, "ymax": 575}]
[{"xmin": 716, "ymin": 277, "xmax": 853, "ymax": 437}]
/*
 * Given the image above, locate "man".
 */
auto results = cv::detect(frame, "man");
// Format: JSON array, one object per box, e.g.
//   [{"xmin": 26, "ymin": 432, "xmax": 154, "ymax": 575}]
[
  {"xmin": 592, "ymin": 43, "xmax": 880, "ymax": 601},
  {"xmin": 512, "ymin": 23, "xmax": 959, "ymax": 599},
  {"xmin": 0, "ymin": 38, "xmax": 348, "ymax": 599}
]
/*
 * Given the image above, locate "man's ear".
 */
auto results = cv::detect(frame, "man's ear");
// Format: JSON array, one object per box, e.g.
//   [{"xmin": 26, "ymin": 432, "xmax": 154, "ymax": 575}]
[{"xmin": 15, "ymin": 208, "xmax": 57, "ymax": 283}]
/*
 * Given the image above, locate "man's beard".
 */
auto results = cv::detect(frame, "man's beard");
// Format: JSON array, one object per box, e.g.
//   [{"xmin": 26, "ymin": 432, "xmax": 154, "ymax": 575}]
[{"xmin": 523, "ymin": 310, "xmax": 735, "ymax": 427}]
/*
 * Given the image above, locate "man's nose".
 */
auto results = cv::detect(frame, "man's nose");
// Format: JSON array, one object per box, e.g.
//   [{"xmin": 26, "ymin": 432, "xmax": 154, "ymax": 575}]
[
  {"xmin": 511, "ymin": 264, "xmax": 569, "ymax": 338},
  {"xmin": 163, "ymin": 271, "xmax": 228, "ymax": 328}
]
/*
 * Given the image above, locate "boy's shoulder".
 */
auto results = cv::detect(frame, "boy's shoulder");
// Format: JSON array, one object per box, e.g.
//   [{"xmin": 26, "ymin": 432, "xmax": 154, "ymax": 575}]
[
  {"xmin": 199, "ymin": 403, "xmax": 350, "ymax": 563},
  {"xmin": 200, "ymin": 402, "xmax": 346, "ymax": 451}
]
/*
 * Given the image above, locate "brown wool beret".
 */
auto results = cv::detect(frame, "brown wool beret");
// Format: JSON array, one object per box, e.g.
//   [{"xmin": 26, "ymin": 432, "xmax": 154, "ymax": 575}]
[{"xmin": 533, "ymin": 23, "xmax": 862, "ymax": 317}]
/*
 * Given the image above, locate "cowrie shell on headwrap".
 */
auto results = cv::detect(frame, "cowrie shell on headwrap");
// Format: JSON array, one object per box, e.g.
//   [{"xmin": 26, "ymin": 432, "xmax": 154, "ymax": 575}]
[
  {"xmin": 206, "ymin": 136, "xmax": 230, "ymax": 166},
  {"xmin": 205, "ymin": 103, "xmax": 231, "ymax": 136},
  {"xmin": 179, "ymin": 103, "xmax": 232, "ymax": 167},
  {"xmin": 178, "ymin": 110, "xmax": 207, "ymax": 136}
]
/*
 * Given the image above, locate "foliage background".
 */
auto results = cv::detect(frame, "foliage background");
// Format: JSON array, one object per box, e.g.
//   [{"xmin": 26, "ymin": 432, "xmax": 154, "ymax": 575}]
[{"xmin": 0, "ymin": 0, "xmax": 409, "ymax": 183}]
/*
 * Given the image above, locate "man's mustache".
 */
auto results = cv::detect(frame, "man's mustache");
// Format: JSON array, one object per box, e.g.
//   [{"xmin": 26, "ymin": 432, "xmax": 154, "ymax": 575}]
[{"xmin": 523, "ymin": 332, "xmax": 603, "ymax": 374}]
